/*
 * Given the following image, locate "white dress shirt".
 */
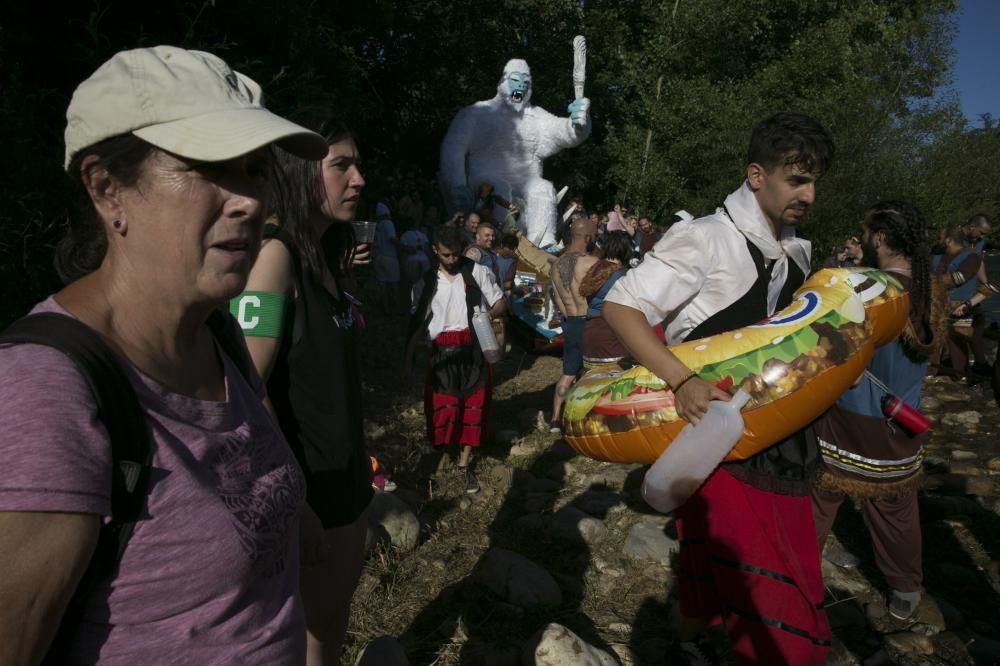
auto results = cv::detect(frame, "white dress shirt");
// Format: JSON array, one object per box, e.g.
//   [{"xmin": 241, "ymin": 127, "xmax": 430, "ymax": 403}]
[
  {"xmin": 606, "ymin": 183, "xmax": 811, "ymax": 344},
  {"xmin": 414, "ymin": 263, "xmax": 504, "ymax": 341}
]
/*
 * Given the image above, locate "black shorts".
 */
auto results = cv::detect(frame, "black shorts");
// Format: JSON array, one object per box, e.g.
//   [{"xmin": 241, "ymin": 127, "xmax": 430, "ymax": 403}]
[
  {"xmin": 300, "ymin": 447, "xmax": 374, "ymax": 529},
  {"xmin": 562, "ymin": 316, "xmax": 586, "ymax": 377}
]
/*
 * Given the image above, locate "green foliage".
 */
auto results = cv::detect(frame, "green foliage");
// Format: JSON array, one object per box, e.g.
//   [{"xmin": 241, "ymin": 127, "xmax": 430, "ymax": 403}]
[{"xmin": 1, "ymin": 0, "xmax": 995, "ymax": 327}]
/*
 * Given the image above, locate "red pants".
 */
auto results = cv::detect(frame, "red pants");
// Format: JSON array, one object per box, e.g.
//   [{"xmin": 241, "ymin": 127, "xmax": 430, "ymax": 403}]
[
  {"xmin": 675, "ymin": 469, "xmax": 831, "ymax": 665},
  {"xmin": 424, "ymin": 331, "xmax": 492, "ymax": 448}
]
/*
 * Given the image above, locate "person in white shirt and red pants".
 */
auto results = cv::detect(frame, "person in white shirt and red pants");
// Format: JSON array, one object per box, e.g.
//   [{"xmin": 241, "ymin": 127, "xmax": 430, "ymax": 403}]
[{"xmin": 405, "ymin": 227, "xmax": 505, "ymax": 494}]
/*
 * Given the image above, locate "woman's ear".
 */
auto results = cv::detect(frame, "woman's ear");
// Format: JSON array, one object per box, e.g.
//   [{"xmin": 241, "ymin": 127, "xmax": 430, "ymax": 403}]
[{"xmin": 80, "ymin": 155, "xmax": 127, "ymax": 233}]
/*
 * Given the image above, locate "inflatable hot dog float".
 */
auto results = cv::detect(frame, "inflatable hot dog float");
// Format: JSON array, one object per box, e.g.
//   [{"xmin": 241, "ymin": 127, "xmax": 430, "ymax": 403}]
[{"xmin": 562, "ymin": 268, "xmax": 909, "ymax": 464}]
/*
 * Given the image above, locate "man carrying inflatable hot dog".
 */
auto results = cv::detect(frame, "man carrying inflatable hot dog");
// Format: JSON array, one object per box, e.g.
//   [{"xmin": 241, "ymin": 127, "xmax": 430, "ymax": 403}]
[{"xmin": 604, "ymin": 112, "xmax": 834, "ymax": 665}]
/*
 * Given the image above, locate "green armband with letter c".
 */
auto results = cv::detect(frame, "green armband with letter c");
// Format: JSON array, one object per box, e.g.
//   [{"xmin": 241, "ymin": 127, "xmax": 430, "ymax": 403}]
[{"xmin": 229, "ymin": 291, "xmax": 286, "ymax": 337}]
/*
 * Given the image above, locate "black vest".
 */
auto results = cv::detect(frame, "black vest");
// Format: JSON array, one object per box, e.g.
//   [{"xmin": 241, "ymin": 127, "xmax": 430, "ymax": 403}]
[
  {"xmin": 408, "ymin": 258, "xmax": 488, "ymax": 397},
  {"xmin": 264, "ymin": 226, "xmax": 367, "ymax": 477},
  {"xmin": 684, "ymin": 217, "xmax": 819, "ymax": 495}
]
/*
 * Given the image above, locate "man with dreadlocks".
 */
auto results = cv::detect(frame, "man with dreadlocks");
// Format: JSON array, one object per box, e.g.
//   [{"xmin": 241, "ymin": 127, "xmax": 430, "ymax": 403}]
[{"xmin": 811, "ymin": 201, "xmax": 946, "ymax": 621}]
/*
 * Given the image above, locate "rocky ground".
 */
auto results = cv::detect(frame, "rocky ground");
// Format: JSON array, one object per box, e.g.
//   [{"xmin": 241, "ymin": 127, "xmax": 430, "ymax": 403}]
[{"xmin": 344, "ymin": 309, "xmax": 1000, "ymax": 666}]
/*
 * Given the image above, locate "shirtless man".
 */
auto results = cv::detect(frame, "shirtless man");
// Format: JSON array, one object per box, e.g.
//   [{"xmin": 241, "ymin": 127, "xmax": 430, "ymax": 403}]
[{"xmin": 549, "ymin": 215, "xmax": 599, "ymax": 431}]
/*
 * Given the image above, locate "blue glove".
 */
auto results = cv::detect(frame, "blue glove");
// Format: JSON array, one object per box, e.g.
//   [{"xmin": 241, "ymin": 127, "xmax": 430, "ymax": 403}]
[{"xmin": 567, "ymin": 97, "xmax": 590, "ymax": 127}]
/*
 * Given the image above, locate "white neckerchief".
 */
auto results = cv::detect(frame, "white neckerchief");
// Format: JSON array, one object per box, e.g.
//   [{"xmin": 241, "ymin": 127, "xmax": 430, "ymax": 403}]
[{"xmin": 721, "ymin": 182, "xmax": 812, "ymax": 314}]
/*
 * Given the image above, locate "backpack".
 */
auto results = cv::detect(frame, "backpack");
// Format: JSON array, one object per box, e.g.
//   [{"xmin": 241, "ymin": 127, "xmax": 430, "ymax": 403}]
[{"xmin": 0, "ymin": 309, "xmax": 252, "ymax": 662}]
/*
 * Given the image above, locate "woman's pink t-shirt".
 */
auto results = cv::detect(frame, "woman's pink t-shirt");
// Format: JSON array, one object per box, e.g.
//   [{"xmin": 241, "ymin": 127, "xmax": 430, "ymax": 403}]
[{"xmin": 0, "ymin": 298, "xmax": 306, "ymax": 664}]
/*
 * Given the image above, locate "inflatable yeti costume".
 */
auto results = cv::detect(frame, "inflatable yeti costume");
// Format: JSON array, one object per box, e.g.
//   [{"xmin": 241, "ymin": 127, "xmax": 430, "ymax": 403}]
[{"xmin": 440, "ymin": 58, "xmax": 591, "ymax": 248}]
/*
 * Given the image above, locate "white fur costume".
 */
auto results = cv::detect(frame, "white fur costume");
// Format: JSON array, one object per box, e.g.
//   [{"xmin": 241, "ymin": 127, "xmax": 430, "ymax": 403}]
[{"xmin": 440, "ymin": 59, "xmax": 591, "ymax": 248}]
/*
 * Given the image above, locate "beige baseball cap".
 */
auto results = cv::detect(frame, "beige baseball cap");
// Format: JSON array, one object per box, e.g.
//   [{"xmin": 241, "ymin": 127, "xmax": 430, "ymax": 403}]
[{"xmin": 64, "ymin": 45, "xmax": 327, "ymax": 169}]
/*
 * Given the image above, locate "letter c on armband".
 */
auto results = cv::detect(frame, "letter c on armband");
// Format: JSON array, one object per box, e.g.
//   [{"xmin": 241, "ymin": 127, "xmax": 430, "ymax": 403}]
[{"xmin": 229, "ymin": 291, "xmax": 286, "ymax": 338}]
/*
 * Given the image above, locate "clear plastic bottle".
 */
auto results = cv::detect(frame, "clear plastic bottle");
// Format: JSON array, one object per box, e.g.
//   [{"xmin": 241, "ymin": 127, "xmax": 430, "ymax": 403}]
[
  {"xmin": 471, "ymin": 306, "xmax": 502, "ymax": 364},
  {"xmin": 641, "ymin": 389, "xmax": 751, "ymax": 513}
]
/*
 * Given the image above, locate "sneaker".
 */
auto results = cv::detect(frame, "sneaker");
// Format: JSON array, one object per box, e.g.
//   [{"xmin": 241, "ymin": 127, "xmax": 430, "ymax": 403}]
[
  {"xmin": 372, "ymin": 473, "xmax": 397, "ymax": 492},
  {"xmin": 888, "ymin": 590, "xmax": 920, "ymax": 621},
  {"xmin": 823, "ymin": 538, "xmax": 860, "ymax": 569},
  {"xmin": 676, "ymin": 637, "xmax": 718, "ymax": 665},
  {"xmin": 549, "ymin": 419, "xmax": 562, "ymax": 434},
  {"xmin": 369, "ymin": 455, "xmax": 396, "ymax": 492},
  {"xmin": 459, "ymin": 466, "xmax": 480, "ymax": 494}
]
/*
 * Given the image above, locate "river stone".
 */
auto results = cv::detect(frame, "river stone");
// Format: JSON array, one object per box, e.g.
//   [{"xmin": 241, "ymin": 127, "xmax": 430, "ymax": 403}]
[
  {"xmin": 552, "ymin": 506, "xmax": 608, "ymax": 544},
  {"xmin": 866, "ymin": 600, "xmax": 887, "ymax": 622},
  {"xmin": 884, "ymin": 631, "xmax": 934, "ymax": 656},
  {"xmin": 607, "ymin": 622, "xmax": 632, "ymax": 635},
  {"xmin": 823, "ymin": 560, "xmax": 873, "ymax": 597},
  {"xmin": 909, "ymin": 596, "xmax": 946, "ymax": 636},
  {"xmin": 922, "ymin": 456, "xmax": 950, "ymax": 474},
  {"xmin": 509, "ymin": 443, "xmax": 538, "ymax": 457},
  {"xmin": 948, "ymin": 461, "xmax": 983, "ymax": 476},
  {"xmin": 587, "ymin": 465, "xmax": 630, "ymax": 490},
  {"xmin": 526, "ymin": 623, "xmax": 618, "ymax": 666},
  {"xmin": 921, "ymin": 396, "xmax": 941, "ymax": 410},
  {"xmin": 610, "ymin": 643, "xmax": 639, "ymax": 666},
  {"xmin": 573, "ymin": 490, "xmax": 626, "ymax": 516},
  {"xmin": 549, "ymin": 440, "xmax": 579, "ymax": 460},
  {"xmin": 963, "ymin": 476, "xmax": 996, "ymax": 496},
  {"xmin": 941, "ymin": 411, "xmax": 981, "ymax": 428},
  {"xmin": 639, "ymin": 513, "xmax": 671, "ymax": 529},
  {"xmin": 355, "ymin": 635, "xmax": 409, "ymax": 666},
  {"xmin": 950, "ymin": 449, "xmax": 979, "ymax": 461},
  {"xmin": 623, "ymin": 522, "xmax": 679, "ymax": 565},
  {"xmin": 476, "ymin": 548, "xmax": 562, "ymax": 608},
  {"xmin": 368, "ymin": 490, "xmax": 420, "ymax": 552}
]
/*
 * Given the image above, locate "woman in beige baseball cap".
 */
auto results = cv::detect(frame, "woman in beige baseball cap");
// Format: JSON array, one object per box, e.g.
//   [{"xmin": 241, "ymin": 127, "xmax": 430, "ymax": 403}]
[{"xmin": 0, "ymin": 46, "xmax": 326, "ymax": 664}]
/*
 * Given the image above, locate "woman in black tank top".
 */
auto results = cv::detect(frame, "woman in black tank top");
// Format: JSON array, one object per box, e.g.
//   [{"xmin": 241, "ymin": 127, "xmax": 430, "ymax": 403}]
[{"xmin": 240, "ymin": 115, "xmax": 372, "ymax": 665}]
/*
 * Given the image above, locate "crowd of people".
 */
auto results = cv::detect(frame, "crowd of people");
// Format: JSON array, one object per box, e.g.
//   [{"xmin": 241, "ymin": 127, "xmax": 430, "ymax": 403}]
[{"xmin": 0, "ymin": 45, "xmax": 997, "ymax": 666}]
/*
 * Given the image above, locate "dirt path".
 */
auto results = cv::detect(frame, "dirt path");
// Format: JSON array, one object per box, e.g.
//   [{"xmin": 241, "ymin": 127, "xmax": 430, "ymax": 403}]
[{"xmin": 347, "ymin": 309, "xmax": 1000, "ymax": 665}]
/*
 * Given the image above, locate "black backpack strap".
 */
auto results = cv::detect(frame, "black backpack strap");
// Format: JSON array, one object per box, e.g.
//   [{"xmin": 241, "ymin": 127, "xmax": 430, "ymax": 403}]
[
  {"xmin": 0, "ymin": 312, "xmax": 152, "ymax": 661},
  {"xmin": 206, "ymin": 310, "xmax": 254, "ymax": 387}
]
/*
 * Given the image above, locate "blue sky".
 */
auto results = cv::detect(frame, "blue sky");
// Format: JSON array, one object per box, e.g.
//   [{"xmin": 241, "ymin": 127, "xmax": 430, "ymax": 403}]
[{"xmin": 952, "ymin": 0, "xmax": 999, "ymax": 126}]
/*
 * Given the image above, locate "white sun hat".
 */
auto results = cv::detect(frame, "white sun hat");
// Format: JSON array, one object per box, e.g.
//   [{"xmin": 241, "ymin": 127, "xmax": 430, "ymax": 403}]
[{"xmin": 64, "ymin": 45, "xmax": 327, "ymax": 169}]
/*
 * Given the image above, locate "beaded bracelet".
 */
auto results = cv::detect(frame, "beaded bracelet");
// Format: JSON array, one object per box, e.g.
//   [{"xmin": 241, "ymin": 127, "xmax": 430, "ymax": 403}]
[{"xmin": 669, "ymin": 370, "xmax": 698, "ymax": 392}]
